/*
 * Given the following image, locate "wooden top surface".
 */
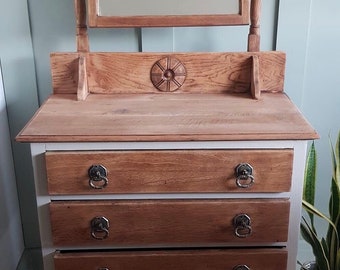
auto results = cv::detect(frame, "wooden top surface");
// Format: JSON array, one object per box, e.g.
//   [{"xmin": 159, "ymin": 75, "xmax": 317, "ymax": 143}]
[{"xmin": 16, "ymin": 93, "xmax": 318, "ymax": 142}]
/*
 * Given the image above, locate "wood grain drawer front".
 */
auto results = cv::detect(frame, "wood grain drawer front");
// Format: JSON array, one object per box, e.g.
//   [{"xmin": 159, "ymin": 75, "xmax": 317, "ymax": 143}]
[
  {"xmin": 50, "ymin": 199, "xmax": 290, "ymax": 247},
  {"xmin": 54, "ymin": 248, "xmax": 288, "ymax": 270},
  {"xmin": 46, "ymin": 149, "xmax": 293, "ymax": 194}
]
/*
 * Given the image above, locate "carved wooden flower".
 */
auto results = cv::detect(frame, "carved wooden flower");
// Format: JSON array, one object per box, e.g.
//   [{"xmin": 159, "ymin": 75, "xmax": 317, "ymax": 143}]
[{"xmin": 150, "ymin": 57, "xmax": 186, "ymax": 92}]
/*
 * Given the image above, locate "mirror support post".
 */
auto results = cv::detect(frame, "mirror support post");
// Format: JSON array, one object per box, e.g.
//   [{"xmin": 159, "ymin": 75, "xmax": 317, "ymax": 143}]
[
  {"xmin": 75, "ymin": 0, "xmax": 89, "ymax": 100},
  {"xmin": 75, "ymin": 0, "xmax": 89, "ymax": 52},
  {"xmin": 248, "ymin": 0, "xmax": 261, "ymax": 52}
]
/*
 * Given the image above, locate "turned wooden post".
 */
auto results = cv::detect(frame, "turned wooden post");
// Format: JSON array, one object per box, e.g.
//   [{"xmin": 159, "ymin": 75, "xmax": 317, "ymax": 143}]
[
  {"xmin": 248, "ymin": 0, "xmax": 261, "ymax": 52},
  {"xmin": 74, "ymin": 0, "xmax": 89, "ymax": 100},
  {"xmin": 74, "ymin": 0, "xmax": 89, "ymax": 52}
]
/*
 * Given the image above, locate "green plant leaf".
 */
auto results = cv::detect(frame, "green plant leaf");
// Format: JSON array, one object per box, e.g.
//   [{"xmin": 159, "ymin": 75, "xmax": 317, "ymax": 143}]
[
  {"xmin": 327, "ymin": 176, "xmax": 340, "ymax": 231},
  {"xmin": 329, "ymin": 177, "xmax": 340, "ymax": 227},
  {"xmin": 303, "ymin": 142, "xmax": 317, "ymax": 224},
  {"xmin": 327, "ymin": 177, "xmax": 340, "ymax": 259},
  {"xmin": 303, "ymin": 201, "xmax": 338, "ymax": 234},
  {"xmin": 327, "ymin": 132, "xmax": 340, "ymax": 270},
  {"xmin": 321, "ymin": 237, "xmax": 330, "ymax": 263},
  {"xmin": 322, "ymin": 237, "xmax": 329, "ymax": 253},
  {"xmin": 301, "ymin": 220, "xmax": 316, "ymax": 246},
  {"xmin": 301, "ymin": 131, "xmax": 340, "ymax": 270},
  {"xmin": 330, "ymin": 131, "xmax": 340, "ymax": 189},
  {"xmin": 336, "ymin": 131, "xmax": 340, "ymax": 184},
  {"xmin": 336, "ymin": 249, "xmax": 340, "ymax": 270},
  {"xmin": 303, "ymin": 198, "xmax": 340, "ymax": 270},
  {"xmin": 332, "ymin": 131, "xmax": 340, "ymax": 243},
  {"xmin": 301, "ymin": 217, "xmax": 330, "ymax": 270},
  {"xmin": 328, "ymin": 212, "xmax": 340, "ymax": 269}
]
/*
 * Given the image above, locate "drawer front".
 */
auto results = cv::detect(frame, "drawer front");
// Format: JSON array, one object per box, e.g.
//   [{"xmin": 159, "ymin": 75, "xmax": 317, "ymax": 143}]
[
  {"xmin": 46, "ymin": 149, "xmax": 293, "ymax": 194},
  {"xmin": 50, "ymin": 199, "xmax": 290, "ymax": 246},
  {"xmin": 54, "ymin": 248, "xmax": 288, "ymax": 270}
]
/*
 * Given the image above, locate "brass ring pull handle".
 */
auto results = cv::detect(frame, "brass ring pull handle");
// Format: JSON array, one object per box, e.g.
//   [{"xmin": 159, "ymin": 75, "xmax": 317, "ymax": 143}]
[
  {"xmin": 91, "ymin": 216, "xmax": 110, "ymax": 240},
  {"xmin": 233, "ymin": 214, "xmax": 252, "ymax": 238},
  {"xmin": 88, "ymin": 165, "xmax": 108, "ymax": 189},
  {"xmin": 235, "ymin": 163, "xmax": 254, "ymax": 188},
  {"xmin": 233, "ymin": 265, "xmax": 251, "ymax": 270}
]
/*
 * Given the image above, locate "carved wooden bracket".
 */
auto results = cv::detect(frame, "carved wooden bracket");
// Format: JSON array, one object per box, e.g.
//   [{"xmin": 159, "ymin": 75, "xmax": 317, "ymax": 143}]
[
  {"xmin": 77, "ymin": 55, "xmax": 89, "ymax": 101},
  {"xmin": 251, "ymin": 55, "xmax": 261, "ymax": 99}
]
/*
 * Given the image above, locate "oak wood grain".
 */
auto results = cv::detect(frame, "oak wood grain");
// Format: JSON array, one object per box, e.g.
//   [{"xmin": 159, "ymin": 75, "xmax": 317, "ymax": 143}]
[
  {"xmin": 248, "ymin": 0, "xmax": 261, "ymax": 52},
  {"xmin": 16, "ymin": 93, "xmax": 318, "ymax": 142},
  {"xmin": 46, "ymin": 149, "xmax": 293, "ymax": 195},
  {"xmin": 50, "ymin": 199, "xmax": 290, "ymax": 246},
  {"xmin": 251, "ymin": 55, "xmax": 261, "ymax": 99},
  {"xmin": 74, "ymin": 0, "xmax": 89, "ymax": 52},
  {"xmin": 77, "ymin": 56, "xmax": 89, "ymax": 100},
  {"xmin": 54, "ymin": 248, "xmax": 288, "ymax": 270},
  {"xmin": 50, "ymin": 52, "xmax": 286, "ymax": 95}
]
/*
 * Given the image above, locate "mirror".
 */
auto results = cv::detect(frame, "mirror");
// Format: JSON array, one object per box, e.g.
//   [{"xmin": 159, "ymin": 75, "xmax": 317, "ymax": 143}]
[
  {"xmin": 99, "ymin": 0, "xmax": 239, "ymax": 16},
  {"xmin": 87, "ymin": 0, "xmax": 250, "ymax": 28}
]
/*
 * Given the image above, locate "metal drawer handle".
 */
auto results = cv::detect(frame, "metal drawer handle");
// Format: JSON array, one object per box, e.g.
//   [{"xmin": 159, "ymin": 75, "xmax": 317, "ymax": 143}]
[
  {"xmin": 233, "ymin": 214, "xmax": 252, "ymax": 238},
  {"xmin": 235, "ymin": 163, "xmax": 254, "ymax": 188},
  {"xmin": 98, "ymin": 268, "xmax": 109, "ymax": 270},
  {"xmin": 88, "ymin": 165, "xmax": 108, "ymax": 189},
  {"xmin": 91, "ymin": 216, "xmax": 110, "ymax": 240},
  {"xmin": 233, "ymin": 265, "xmax": 250, "ymax": 270}
]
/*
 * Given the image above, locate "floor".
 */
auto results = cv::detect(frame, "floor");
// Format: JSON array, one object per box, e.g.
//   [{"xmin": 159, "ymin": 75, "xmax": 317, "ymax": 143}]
[{"xmin": 16, "ymin": 249, "xmax": 43, "ymax": 270}]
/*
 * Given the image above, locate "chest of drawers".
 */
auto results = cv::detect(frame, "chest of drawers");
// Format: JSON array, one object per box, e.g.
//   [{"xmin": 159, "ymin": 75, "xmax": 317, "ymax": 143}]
[{"xmin": 18, "ymin": 92, "xmax": 317, "ymax": 270}]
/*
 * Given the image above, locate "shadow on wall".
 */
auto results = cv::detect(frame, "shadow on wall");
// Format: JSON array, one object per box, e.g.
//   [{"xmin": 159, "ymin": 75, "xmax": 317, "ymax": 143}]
[{"xmin": 0, "ymin": 61, "xmax": 25, "ymax": 270}]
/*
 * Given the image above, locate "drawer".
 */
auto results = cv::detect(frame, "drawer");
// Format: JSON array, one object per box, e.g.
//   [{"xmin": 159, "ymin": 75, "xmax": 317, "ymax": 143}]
[
  {"xmin": 46, "ymin": 149, "xmax": 293, "ymax": 194},
  {"xmin": 50, "ymin": 199, "xmax": 290, "ymax": 247},
  {"xmin": 54, "ymin": 248, "xmax": 288, "ymax": 270}
]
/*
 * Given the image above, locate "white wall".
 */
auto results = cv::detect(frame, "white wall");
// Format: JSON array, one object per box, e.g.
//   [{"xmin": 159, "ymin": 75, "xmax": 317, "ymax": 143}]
[
  {"xmin": 277, "ymin": 0, "xmax": 340, "ymax": 264},
  {"xmin": 278, "ymin": 0, "xmax": 340, "ymax": 220},
  {"xmin": 0, "ymin": 0, "xmax": 40, "ymax": 249},
  {"xmin": 0, "ymin": 62, "xmax": 25, "ymax": 269}
]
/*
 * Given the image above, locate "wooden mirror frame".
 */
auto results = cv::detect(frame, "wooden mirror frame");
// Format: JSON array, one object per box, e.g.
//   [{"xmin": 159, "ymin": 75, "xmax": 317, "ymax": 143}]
[
  {"xmin": 76, "ymin": 0, "xmax": 261, "ymax": 52},
  {"xmin": 69, "ymin": 0, "xmax": 266, "ymax": 100},
  {"xmin": 87, "ymin": 0, "xmax": 250, "ymax": 28}
]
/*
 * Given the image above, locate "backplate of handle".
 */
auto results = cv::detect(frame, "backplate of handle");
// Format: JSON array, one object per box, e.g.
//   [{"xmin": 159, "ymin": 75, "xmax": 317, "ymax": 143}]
[
  {"xmin": 235, "ymin": 163, "xmax": 254, "ymax": 188},
  {"xmin": 88, "ymin": 164, "xmax": 108, "ymax": 189},
  {"xmin": 233, "ymin": 213, "xmax": 252, "ymax": 238},
  {"xmin": 233, "ymin": 265, "xmax": 250, "ymax": 270},
  {"xmin": 91, "ymin": 216, "xmax": 110, "ymax": 240}
]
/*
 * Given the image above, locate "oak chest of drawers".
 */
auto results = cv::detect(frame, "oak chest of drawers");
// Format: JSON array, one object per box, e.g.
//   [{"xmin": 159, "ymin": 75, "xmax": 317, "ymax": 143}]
[
  {"xmin": 16, "ymin": 1, "xmax": 318, "ymax": 269},
  {"xmin": 17, "ymin": 93, "xmax": 317, "ymax": 270}
]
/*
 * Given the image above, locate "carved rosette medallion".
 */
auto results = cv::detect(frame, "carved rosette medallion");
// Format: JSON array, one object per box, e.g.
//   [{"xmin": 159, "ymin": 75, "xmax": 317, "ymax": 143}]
[{"xmin": 150, "ymin": 57, "xmax": 186, "ymax": 92}]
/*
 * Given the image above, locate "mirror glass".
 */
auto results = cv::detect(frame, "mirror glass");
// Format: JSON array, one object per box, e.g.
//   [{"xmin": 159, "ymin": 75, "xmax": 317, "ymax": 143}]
[
  {"xmin": 98, "ymin": 0, "xmax": 239, "ymax": 16},
  {"xmin": 88, "ymin": 0, "xmax": 249, "ymax": 28}
]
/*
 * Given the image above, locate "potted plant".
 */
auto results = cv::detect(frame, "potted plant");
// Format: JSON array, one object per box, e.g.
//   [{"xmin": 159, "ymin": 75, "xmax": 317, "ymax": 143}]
[{"xmin": 299, "ymin": 131, "xmax": 340, "ymax": 270}]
